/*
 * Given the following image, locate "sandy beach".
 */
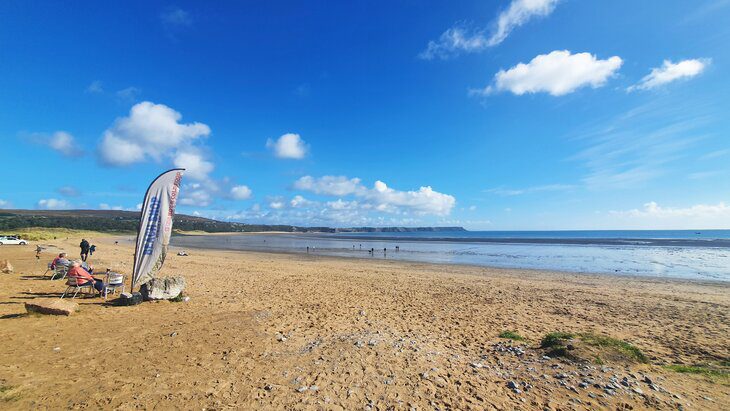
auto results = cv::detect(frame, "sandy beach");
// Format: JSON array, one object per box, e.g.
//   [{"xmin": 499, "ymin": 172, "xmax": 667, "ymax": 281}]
[{"xmin": 1, "ymin": 236, "xmax": 728, "ymax": 410}]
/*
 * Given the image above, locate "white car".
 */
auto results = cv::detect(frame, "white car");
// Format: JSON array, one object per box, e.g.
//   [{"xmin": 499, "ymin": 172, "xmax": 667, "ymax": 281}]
[{"xmin": 0, "ymin": 236, "xmax": 28, "ymax": 245}]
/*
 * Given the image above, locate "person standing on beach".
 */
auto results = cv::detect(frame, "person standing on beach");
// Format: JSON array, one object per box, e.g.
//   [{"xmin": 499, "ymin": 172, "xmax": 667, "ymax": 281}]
[
  {"xmin": 79, "ymin": 239, "xmax": 90, "ymax": 262},
  {"xmin": 35, "ymin": 245, "xmax": 42, "ymax": 260}
]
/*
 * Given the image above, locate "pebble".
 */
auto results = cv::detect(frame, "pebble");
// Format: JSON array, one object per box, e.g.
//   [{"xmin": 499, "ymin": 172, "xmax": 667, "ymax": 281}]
[
  {"xmin": 297, "ymin": 386, "xmax": 308, "ymax": 393},
  {"xmin": 507, "ymin": 381, "xmax": 519, "ymax": 390},
  {"xmin": 310, "ymin": 385, "xmax": 319, "ymax": 392},
  {"xmin": 632, "ymin": 387, "xmax": 644, "ymax": 395},
  {"xmin": 470, "ymin": 362, "xmax": 486, "ymax": 369},
  {"xmin": 355, "ymin": 341, "xmax": 365, "ymax": 348},
  {"xmin": 276, "ymin": 333, "xmax": 287, "ymax": 342},
  {"xmin": 53, "ymin": 347, "xmax": 61, "ymax": 352},
  {"xmin": 264, "ymin": 384, "xmax": 273, "ymax": 391},
  {"xmin": 170, "ymin": 332, "xmax": 178, "ymax": 337},
  {"xmin": 554, "ymin": 373, "xmax": 568, "ymax": 379},
  {"xmin": 368, "ymin": 339, "xmax": 378, "ymax": 347},
  {"xmin": 578, "ymin": 382, "xmax": 588, "ymax": 389}
]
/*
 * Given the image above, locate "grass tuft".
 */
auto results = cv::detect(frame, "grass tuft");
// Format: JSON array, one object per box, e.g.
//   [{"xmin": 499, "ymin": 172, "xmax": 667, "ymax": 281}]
[
  {"xmin": 498, "ymin": 331, "xmax": 524, "ymax": 341},
  {"xmin": 579, "ymin": 333, "xmax": 648, "ymax": 363},
  {"xmin": 665, "ymin": 365, "xmax": 729, "ymax": 378},
  {"xmin": 540, "ymin": 332, "xmax": 574, "ymax": 348}
]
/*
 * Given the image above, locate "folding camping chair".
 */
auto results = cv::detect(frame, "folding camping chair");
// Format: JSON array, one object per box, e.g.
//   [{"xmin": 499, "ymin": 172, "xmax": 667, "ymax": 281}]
[
  {"xmin": 103, "ymin": 272, "xmax": 125, "ymax": 300},
  {"xmin": 61, "ymin": 277, "xmax": 97, "ymax": 299},
  {"xmin": 50, "ymin": 265, "xmax": 68, "ymax": 281}
]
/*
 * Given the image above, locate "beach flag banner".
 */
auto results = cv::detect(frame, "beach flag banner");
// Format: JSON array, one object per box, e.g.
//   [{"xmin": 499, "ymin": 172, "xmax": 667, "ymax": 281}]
[{"xmin": 132, "ymin": 168, "xmax": 185, "ymax": 288}]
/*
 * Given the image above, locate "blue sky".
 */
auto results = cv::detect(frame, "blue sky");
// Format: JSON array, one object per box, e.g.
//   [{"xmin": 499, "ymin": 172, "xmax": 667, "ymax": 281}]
[{"xmin": 2, "ymin": 0, "xmax": 729, "ymax": 229}]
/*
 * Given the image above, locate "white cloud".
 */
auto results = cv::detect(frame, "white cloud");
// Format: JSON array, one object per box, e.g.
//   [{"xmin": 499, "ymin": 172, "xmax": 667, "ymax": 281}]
[
  {"xmin": 57, "ymin": 186, "xmax": 81, "ymax": 197},
  {"xmin": 266, "ymin": 133, "xmax": 308, "ymax": 159},
  {"xmin": 489, "ymin": 0, "xmax": 560, "ymax": 46},
  {"xmin": 293, "ymin": 176, "xmax": 362, "ymax": 196},
  {"xmin": 86, "ymin": 80, "xmax": 103, "ymax": 94},
  {"xmin": 179, "ymin": 183, "xmax": 213, "ymax": 207},
  {"xmin": 136, "ymin": 203, "xmax": 143, "ymax": 211},
  {"xmin": 162, "ymin": 7, "xmax": 192, "ymax": 27},
  {"xmin": 571, "ymin": 100, "xmax": 710, "ymax": 189},
  {"xmin": 99, "ymin": 203, "xmax": 123, "ymax": 211},
  {"xmin": 293, "ymin": 175, "xmax": 456, "ymax": 216},
  {"xmin": 419, "ymin": 26, "xmax": 488, "ymax": 60},
  {"xmin": 485, "ymin": 184, "xmax": 574, "ymax": 196},
  {"xmin": 98, "ymin": 101, "xmax": 211, "ymax": 167},
  {"xmin": 230, "ymin": 185, "xmax": 252, "ymax": 200},
  {"xmin": 419, "ymin": 0, "xmax": 559, "ymax": 59},
  {"xmin": 173, "ymin": 149, "xmax": 214, "ymax": 181},
  {"xmin": 475, "ymin": 50, "xmax": 622, "ymax": 96},
  {"xmin": 116, "ymin": 86, "xmax": 141, "ymax": 102},
  {"xmin": 269, "ymin": 201, "xmax": 285, "ymax": 209},
  {"xmin": 37, "ymin": 198, "xmax": 72, "ymax": 210},
  {"xmin": 48, "ymin": 131, "xmax": 79, "ymax": 156},
  {"xmin": 628, "ymin": 59, "xmax": 709, "ymax": 91},
  {"xmin": 0, "ymin": 199, "xmax": 11, "ymax": 209},
  {"xmin": 609, "ymin": 201, "xmax": 730, "ymax": 229}
]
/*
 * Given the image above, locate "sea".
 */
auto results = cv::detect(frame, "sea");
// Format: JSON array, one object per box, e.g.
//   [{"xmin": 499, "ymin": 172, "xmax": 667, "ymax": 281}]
[{"xmin": 170, "ymin": 230, "xmax": 730, "ymax": 282}]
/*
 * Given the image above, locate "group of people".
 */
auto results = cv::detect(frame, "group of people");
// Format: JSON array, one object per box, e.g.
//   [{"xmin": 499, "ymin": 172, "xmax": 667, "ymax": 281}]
[{"xmin": 48, "ymin": 238, "xmax": 105, "ymax": 295}]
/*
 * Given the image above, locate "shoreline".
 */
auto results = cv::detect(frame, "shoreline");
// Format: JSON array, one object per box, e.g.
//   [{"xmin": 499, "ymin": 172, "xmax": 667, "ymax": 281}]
[
  {"xmin": 1, "ymin": 236, "xmax": 728, "ymax": 409},
  {"xmin": 167, "ymin": 234, "xmax": 730, "ymax": 285}
]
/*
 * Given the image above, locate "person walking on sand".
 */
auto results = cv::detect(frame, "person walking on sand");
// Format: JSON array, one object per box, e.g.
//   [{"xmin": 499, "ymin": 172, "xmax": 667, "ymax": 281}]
[
  {"xmin": 79, "ymin": 239, "xmax": 90, "ymax": 262},
  {"xmin": 89, "ymin": 244, "xmax": 96, "ymax": 256},
  {"xmin": 35, "ymin": 245, "xmax": 42, "ymax": 260}
]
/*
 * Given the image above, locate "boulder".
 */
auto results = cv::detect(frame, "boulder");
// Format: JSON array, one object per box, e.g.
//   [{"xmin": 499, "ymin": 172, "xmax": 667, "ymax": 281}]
[
  {"xmin": 25, "ymin": 298, "xmax": 79, "ymax": 316},
  {"xmin": 1, "ymin": 260, "xmax": 13, "ymax": 274},
  {"xmin": 140, "ymin": 276, "xmax": 186, "ymax": 301}
]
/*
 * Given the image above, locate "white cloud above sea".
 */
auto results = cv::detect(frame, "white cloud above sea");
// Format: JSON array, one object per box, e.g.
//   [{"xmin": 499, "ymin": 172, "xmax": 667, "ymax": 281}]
[
  {"xmin": 608, "ymin": 201, "xmax": 730, "ymax": 229},
  {"xmin": 266, "ymin": 133, "xmax": 308, "ymax": 159},
  {"xmin": 419, "ymin": 0, "xmax": 560, "ymax": 60},
  {"xmin": 293, "ymin": 175, "xmax": 456, "ymax": 216},
  {"xmin": 473, "ymin": 50, "xmax": 622, "ymax": 96},
  {"xmin": 628, "ymin": 59, "xmax": 709, "ymax": 91},
  {"xmin": 0, "ymin": 199, "xmax": 12, "ymax": 209}
]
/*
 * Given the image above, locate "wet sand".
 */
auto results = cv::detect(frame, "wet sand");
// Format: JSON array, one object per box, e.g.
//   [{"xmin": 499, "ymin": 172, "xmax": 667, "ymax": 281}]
[{"xmin": 0, "ymin": 236, "xmax": 728, "ymax": 410}]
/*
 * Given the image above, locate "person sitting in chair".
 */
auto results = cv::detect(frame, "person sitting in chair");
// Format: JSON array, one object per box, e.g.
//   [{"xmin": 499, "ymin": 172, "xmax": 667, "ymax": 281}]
[
  {"xmin": 50, "ymin": 253, "xmax": 71, "ymax": 270},
  {"xmin": 67, "ymin": 261, "xmax": 104, "ymax": 294}
]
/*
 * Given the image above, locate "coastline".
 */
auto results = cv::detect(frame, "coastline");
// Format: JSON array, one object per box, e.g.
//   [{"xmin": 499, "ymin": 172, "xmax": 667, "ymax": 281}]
[{"xmin": 0, "ymin": 236, "xmax": 728, "ymax": 409}]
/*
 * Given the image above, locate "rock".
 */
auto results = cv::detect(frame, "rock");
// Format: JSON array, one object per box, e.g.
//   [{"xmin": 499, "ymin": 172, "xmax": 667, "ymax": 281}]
[
  {"xmin": 507, "ymin": 381, "xmax": 519, "ymax": 389},
  {"xmin": 297, "ymin": 386, "xmax": 308, "ymax": 393},
  {"xmin": 554, "ymin": 373, "xmax": 568, "ymax": 379},
  {"xmin": 276, "ymin": 333, "xmax": 287, "ymax": 342},
  {"xmin": 309, "ymin": 385, "xmax": 318, "ymax": 391},
  {"xmin": 117, "ymin": 292, "xmax": 143, "ymax": 306},
  {"xmin": 53, "ymin": 347, "xmax": 61, "ymax": 352},
  {"xmin": 25, "ymin": 298, "xmax": 78, "ymax": 316},
  {"xmin": 368, "ymin": 339, "xmax": 378, "ymax": 346},
  {"xmin": 578, "ymin": 382, "xmax": 589, "ymax": 388},
  {"xmin": 140, "ymin": 276, "xmax": 186, "ymax": 301},
  {"xmin": 1, "ymin": 260, "xmax": 13, "ymax": 274},
  {"xmin": 643, "ymin": 375, "xmax": 654, "ymax": 385}
]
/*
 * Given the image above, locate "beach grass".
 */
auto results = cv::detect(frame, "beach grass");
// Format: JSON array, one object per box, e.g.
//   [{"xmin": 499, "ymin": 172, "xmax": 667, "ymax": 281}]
[
  {"xmin": 664, "ymin": 361, "xmax": 730, "ymax": 385},
  {"xmin": 498, "ymin": 330, "xmax": 524, "ymax": 341},
  {"xmin": 579, "ymin": 333, "xmax": 649, "ymax": 363},
  {"xmin": 539, "ymin": 332, "xmax": 648, "ymax": 363}
]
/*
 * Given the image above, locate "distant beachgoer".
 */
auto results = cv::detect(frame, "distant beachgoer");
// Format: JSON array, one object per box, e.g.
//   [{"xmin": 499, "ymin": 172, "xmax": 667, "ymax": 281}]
[
  {"xmin": 114, "ymin": 241, "xmax": 119, "ymax": 245},
  {"xmin": 396, "ymin": 245, "xmax": 399, "ymax": 252},
  {"xmin": 359, "ymin": 244, "xmax": 362, "ymax": 250},
  {"xmin": 307, "ymin": 246, "xmax": 309, "ymax": 253},
  {"xmin": 35, "ymin": 245, "xmax": 42, "ymax": 260},
  {"xmin": 79, "ymin": 239, "xmax": 90, "ymax": 261},
  {"xmin": 89, "ymin": 245, "xmax": 96, "ymax": 255},
  {"xmin": 67, "ymin": 261, "xmax": 104, "ymax": 294}
]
